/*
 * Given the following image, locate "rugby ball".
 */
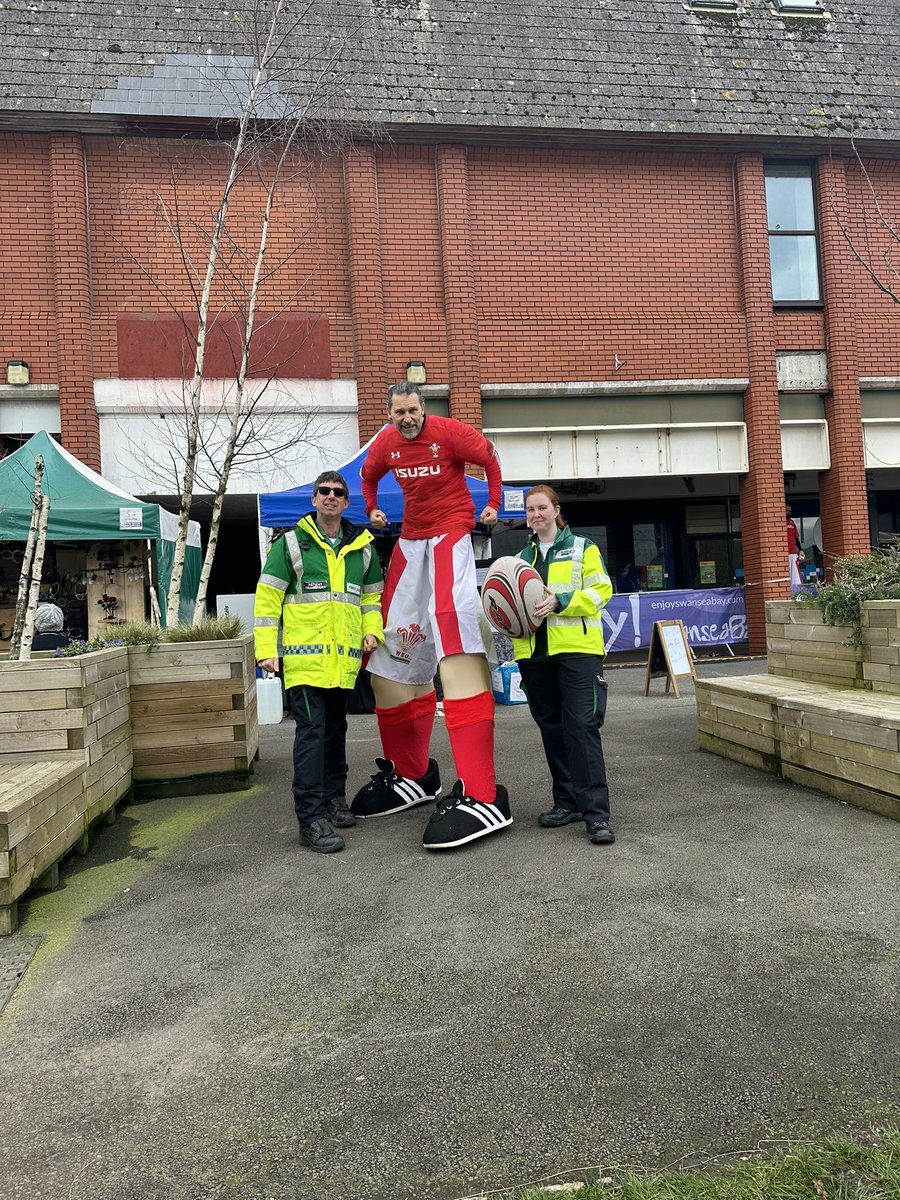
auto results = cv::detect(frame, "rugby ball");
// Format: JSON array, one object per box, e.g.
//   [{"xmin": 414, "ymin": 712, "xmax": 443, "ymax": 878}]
[{"xmin": 481, "ymin": 556, "xmax": 547, "ymax": 638}]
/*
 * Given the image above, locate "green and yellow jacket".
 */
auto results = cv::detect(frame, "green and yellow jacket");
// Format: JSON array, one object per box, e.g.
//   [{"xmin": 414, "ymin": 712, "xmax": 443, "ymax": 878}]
[
  {"xmin": 254, "ymin": 514, "xmax": 383, "ymax": 690},
  {"xmin": 512, "ymin": 524, "xmax": 612, "ymax": 660}
]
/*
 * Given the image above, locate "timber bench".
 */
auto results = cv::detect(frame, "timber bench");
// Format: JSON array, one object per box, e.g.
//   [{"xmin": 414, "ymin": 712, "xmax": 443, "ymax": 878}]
[
  {"xmin": 697, "ymin": 600, "xmax": 900, "ymax": 823},
  {"xmin": 0, "ymin": 754, "xmax": 116, "ymax": 935}
]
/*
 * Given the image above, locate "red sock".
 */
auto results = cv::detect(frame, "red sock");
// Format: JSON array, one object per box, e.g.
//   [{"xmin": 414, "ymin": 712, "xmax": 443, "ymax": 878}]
[
  {"xmin": 411, "ymin": 691, "xmax": 437, "ymax": 771},
  {"xmin": 375, "ymin": 695, "xmax": 432, "ymax": 779},
  {"xmin": 443, "ymin": 691, "xmax": 496, "ymax": 803}
]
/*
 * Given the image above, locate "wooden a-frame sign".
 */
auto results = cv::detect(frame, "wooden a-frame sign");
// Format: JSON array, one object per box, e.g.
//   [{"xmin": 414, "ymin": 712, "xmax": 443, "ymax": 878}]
[{"xmin": 643, "ymin": 618, "xmax": 696, "ymax": 699}]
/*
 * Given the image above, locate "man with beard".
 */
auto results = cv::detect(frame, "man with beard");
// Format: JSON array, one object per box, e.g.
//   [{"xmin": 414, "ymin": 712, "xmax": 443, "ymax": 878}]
[{"xmin": 351, "ymin": 382, "xmax": 510, "ymax": 851}]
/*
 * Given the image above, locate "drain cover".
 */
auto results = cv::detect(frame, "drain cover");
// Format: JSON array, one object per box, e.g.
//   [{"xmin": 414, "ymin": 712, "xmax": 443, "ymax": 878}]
[{"xmin": 0, "ymin": 937, "xmax": 41, "ymax": 1015}]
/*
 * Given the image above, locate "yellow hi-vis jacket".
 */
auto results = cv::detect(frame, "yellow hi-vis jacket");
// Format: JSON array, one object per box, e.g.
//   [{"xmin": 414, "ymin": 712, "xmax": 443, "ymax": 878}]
[
  {"xmin": 511, "ymin": 525, "xmax": 613, "ymax": 660},
  {"xmin": 253, "ymin": 514, "xmax": 383, "ymax": 691}
]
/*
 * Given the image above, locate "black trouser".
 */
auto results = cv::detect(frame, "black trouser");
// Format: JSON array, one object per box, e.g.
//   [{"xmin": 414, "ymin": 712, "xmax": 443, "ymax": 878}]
[
  {"xmin": 288, "ymin": 684, "xmax": 353, "ymax": 825},
  {"xmin": 517, "ymin": 653, "xmax": 610, "ymax": 824}
]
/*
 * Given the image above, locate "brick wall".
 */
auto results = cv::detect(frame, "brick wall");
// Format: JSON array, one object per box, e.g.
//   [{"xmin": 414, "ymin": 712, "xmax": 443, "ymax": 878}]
[{"xmin": 0, "ymin": 135, "xmax": 56, "ymax": 380}]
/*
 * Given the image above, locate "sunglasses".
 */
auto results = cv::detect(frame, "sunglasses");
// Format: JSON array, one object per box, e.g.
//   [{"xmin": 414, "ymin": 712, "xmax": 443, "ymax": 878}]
[{"xmin": 316, "ymin": 486, "xmax": 346, "ymax": 498}]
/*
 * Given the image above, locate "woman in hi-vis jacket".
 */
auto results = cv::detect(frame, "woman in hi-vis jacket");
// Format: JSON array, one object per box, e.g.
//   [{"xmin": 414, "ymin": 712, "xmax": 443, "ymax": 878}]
[{"xmin": 511, "ymin": 484, "xmax": 616, "ymax": 846}]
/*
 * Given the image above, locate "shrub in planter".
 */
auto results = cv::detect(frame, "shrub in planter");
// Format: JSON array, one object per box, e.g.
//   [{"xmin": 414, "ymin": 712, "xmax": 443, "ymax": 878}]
[{"xmin": 797, "ymin": 537, "xmax": 900, "ymax": 647}]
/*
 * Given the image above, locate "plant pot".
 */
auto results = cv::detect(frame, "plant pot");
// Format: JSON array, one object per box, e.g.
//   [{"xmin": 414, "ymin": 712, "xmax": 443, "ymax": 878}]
[{"xmin": 127, "ymin": 634, "xmax": 259, "ymax": 797}]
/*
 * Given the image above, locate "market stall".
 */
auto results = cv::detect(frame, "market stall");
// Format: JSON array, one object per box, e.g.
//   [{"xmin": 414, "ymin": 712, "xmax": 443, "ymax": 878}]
[{"xmin": 0, "ymin": 431, "xmax": 202, "ymax": 643}]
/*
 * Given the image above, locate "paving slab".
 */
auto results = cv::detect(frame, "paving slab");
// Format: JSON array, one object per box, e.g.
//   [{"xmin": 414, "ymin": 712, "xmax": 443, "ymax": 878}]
[{"xmin": 1, "ymin": 659, "xmax": 898, "ymax": 1200}]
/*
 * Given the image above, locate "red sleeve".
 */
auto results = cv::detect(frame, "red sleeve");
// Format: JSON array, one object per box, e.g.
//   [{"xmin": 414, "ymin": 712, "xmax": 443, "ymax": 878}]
[
  {"xmin": 361, "ymin": 435, "xmax": 388, "ymax": 515},
  {"xmin": 451, "ymin": 424, "xmax": 503, "ymax": 510}
]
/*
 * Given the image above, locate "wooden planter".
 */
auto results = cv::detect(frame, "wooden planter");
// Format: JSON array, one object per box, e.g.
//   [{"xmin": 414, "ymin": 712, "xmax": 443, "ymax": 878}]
[
  {"xmin": 766, "ymin": 599, "xmax": 900, "ymax": 695},
  {"xmin": 0, "ymin": 647, "xmax": 132, "ymax": 933},
  {"xmin": 127, "ymin": 634, "xmax": 259, "ymax": 798},
  {"xmin": 765, "ymin": 600, "xmax": 863, "ymax": 688},
  {"xmin": 860, "ymin": 601, "xmax": 900, "ymax": 694}
]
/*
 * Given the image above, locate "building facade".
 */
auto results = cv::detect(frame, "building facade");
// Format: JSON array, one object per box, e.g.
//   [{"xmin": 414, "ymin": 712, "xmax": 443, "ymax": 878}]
[{"xmin": 2, "ymin": 1, "xmax": 900, "ymax": 646}]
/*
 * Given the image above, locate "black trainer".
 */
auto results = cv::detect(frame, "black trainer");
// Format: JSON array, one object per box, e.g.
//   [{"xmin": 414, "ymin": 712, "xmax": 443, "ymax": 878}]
[
  {"xmin": 325, "ymin": 797, "xmax": 356, "ymax": 828},
  {"xmin": 351, "ymin": 757, "xmax": 442, "ymax": 818},
  {"xmin": 298, "ymin": 818, "xmax": 345, "ymax": 854},
  {"xmin": 587, "ymin": 820, "xmax": 616, "ymax": 846},
  {"xmin": 422, "ymin": 781, "xmax": 513, "ymax": 851},
  {"xmin": 538, "ymin": 804, "xmax": 582, "ymax": 828}
]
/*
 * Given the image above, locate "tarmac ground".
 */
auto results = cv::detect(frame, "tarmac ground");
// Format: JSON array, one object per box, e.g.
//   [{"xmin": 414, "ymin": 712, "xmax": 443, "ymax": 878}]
[{"xmin": 1, "ymin": 657, "xmax": 898, "ymax": 1200}]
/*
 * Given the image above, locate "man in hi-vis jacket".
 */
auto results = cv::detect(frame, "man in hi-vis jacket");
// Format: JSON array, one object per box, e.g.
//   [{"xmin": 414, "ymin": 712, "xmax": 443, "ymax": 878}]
[{"xmin": 254, "ymin": 470, "xmax": 383, "ymax": 854}]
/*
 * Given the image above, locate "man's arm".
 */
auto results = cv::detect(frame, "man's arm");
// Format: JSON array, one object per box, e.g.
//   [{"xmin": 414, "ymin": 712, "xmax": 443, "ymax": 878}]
[
  {"xmin": 254, "ymin": 537, "xmax": 291, "ymax": 673},
  {"xmin": 360, "ymin": 433, "xmax": 389, "ymax": 523},
  {"xmin": 452, "ymin": 424, "xmax": 503, "ymax": 522}
]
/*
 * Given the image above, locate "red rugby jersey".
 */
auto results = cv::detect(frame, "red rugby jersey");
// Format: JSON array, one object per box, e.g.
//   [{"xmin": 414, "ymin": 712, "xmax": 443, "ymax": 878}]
[{"xmin": 360, "ymin": 415, "xmax": 502, "ymax": 539}]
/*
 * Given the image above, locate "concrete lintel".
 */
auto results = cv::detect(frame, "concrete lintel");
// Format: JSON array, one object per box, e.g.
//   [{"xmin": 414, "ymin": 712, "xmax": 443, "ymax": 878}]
[
  {"xmin": 481, "ymin": 379, "xmax": 749, "ymax": 399},
  {"xmin": 0, "ymin": 384, "xmax": 60, "ymax": 402},
  {"xmin": 860, "ymin": 377, "xmax": 900, "ymax": 391}
]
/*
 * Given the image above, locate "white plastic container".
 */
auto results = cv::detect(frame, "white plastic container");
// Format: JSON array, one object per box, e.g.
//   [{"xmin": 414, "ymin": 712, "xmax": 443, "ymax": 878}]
[{"xmin": 256, "ymin": 675, "xmax": 284, "ymax": 725}]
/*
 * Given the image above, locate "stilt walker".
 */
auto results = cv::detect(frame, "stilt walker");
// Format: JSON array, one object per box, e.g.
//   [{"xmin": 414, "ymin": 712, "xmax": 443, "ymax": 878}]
[{"xmin": 350, "ymin": 381, "xmax": 511, "ymax": 850}]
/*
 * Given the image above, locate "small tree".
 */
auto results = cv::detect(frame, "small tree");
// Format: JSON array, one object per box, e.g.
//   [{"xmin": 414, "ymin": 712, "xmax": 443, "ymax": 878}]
[
  {"xmin": 9, "ymin": 455, "xmax": 50, "ymax": 661},
  {"xmin": 116, "ymin": 0, "xmax": 374, "ymax": 625}
]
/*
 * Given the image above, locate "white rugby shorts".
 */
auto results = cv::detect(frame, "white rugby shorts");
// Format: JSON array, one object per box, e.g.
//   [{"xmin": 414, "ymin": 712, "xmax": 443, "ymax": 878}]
[{"xmin": 367, "ymin": 531, "xmax": 490, "ymax": 685}]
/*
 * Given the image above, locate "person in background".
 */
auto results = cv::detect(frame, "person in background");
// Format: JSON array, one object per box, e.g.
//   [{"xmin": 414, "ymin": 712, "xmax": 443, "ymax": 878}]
[
  {"xmin": 786, "ymin": 504, "xmax": 805, "ymax": 592},
  {"xmin": 511, "ymin": 485, "xmax": 616, "ymax": 846},
  {"xmin": 32, "ymin": 602, "xmax": 71, "ymax": 651},
  {"xmin": 254, "ymin": 470, "xmax": 384, "ymax": 855},
  {"xmin": 354, "ymin": 380, "xmax": 510, "ymax": 852}
]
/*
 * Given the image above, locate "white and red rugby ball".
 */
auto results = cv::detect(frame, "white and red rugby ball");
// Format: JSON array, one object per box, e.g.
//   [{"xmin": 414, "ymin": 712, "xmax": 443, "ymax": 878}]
[{"xmin": 481, "ymin": 556, "xmax": 547, "ymax": 638}]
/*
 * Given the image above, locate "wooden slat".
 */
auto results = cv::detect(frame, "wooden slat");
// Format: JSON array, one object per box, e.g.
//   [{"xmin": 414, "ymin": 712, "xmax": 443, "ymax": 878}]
[
  {"xmin": 133, "ymin": 710, "xmax": 246, "ymax": 734},
  {"xmin": 132, "ymin": 755, "xmax": 245, "ymax": 781},
  {"xmin": 129, "ymin": 679, "xmax": 245, "ymax": 702},
  {"xmin": 127, "ymin": 663, "xmax": 234, "ymax": 685},
  {"xmin": 0, "ymin": 689, "xmax": 68, "ymax": 714},
  {"xmin": 130, "ymin": 696, "xmax": 237, "ymax": 717}
]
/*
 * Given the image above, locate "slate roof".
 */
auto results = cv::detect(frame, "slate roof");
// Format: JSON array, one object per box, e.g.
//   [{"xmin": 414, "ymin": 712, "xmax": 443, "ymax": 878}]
[{"xmin": 2, "ymin": 0, "xmax": 899, "ymax": 147}]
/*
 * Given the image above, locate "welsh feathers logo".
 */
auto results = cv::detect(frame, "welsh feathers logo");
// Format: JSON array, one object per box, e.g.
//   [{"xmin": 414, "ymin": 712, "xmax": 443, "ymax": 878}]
[
  {"xmin": 391, "ymin": 623, "xmax": 427, "ymax": 663},
  {"xmin": 487, "ymin": 597, "xmax": 512, "ymax": 631},
  {"xmin": 430, "ymin": 442, "xmax": 441, "ymax": 458}
]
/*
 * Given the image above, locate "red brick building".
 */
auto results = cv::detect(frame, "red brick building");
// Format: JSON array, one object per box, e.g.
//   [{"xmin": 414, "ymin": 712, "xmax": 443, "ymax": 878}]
[{"xmin": 2, "ymin": 0, "xmax": 900, "ymax": 647}]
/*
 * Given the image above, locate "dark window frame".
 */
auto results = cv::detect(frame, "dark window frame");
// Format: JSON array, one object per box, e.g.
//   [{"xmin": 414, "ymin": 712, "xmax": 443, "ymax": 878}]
[{"xmin": 765, "ymin": 160, "xmax": 824, "ymax": 309}]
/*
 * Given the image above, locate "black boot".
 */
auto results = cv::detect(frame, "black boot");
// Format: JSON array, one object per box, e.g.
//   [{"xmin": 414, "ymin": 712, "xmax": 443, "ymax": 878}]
[{"xmin": 298, "ymin": 818, "xmax": 345, "ymax": 853}]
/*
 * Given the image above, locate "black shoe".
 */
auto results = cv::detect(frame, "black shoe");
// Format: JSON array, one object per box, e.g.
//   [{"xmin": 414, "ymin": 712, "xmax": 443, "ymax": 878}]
[
  {"xmin": 587, "ymin": 820, "xmax": 616, "ymax": 846},
  {"xmin": 422, "ymin": 781, "xmax": 513, "ymax": 850},
  {"xmin": 325, "ymin": 797, "xmax": 356, "ymax": 828},
  {"xmin": 350, "ymin": 757, "xmax": 442, "ymax": 818},
  {"xmin": 298, "ymin": 818, "xmax": 345, "ymax": 854},
  {"xmin": 538, "ymin": 804, "xmax": 582, "ymax": 828}
]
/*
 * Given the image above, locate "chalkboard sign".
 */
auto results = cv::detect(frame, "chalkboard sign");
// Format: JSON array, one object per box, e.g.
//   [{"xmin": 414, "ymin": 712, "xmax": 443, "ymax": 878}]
[{"xmin": 644, "ymin": 619, "xmax": 696, "ymax": 699}]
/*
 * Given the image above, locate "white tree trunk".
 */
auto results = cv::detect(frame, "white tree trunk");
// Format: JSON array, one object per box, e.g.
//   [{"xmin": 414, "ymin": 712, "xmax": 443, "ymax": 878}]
[
  {"xmin": 17, "ymin": 495, "xmax": 51, "ymax": 661},
  {"xmin": 9, "ymin": 455, "xmax": 45, "ymax": 661},
  {"xmin": 164, "ymin": 3, "xmax": 288, "ymax": 626}
]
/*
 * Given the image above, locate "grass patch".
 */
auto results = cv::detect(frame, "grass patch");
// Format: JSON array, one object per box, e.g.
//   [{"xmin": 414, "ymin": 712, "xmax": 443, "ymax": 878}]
[{"xmin": 508, "ymin": 1129, "xmax": 900, "ymax": 1200}]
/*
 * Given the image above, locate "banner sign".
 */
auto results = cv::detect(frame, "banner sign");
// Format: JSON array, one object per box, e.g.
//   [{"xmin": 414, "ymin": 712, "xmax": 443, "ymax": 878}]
[{"xmin": 603, "ymin": 587, "xmax": 747, "ymax": 653}]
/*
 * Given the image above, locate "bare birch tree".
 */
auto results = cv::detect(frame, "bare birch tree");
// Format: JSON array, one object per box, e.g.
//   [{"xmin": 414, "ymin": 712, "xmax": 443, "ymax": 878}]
[
  {"xmin": 116, "ymin": 0, "xmax": 375, "ymax": 625},
  {"xmin": 9, "ymin": 455, "xmax": 49, "ymax": 661}
]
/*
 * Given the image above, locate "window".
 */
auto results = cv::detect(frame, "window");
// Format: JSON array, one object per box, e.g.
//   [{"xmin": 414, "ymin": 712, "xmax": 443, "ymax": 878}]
[
  {"xmin": 776, "ymin": 0, "xmax": 824, "ymax": 12},
  {"xmin": 765, "ymin": 163, "xmax": 821, "ymax": 303}
]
